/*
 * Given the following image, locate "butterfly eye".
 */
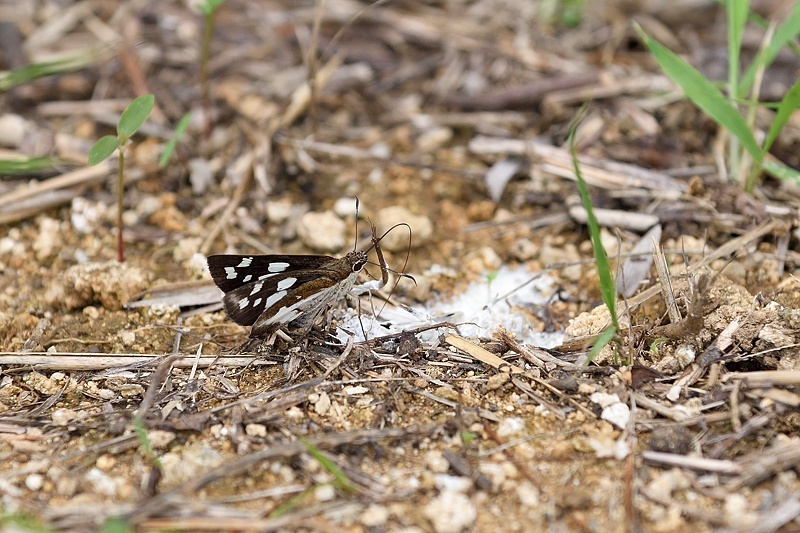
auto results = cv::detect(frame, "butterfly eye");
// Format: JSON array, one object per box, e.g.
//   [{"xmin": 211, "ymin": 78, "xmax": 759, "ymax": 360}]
[{"xmin": 352, "ymin": 252, "xmax": 368, "ymax": 272}]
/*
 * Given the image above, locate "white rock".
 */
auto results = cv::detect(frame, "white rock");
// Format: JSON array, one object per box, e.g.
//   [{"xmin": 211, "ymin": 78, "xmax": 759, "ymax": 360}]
[
  {"xmin": 315, "ymin": 484, "xmax": 336, "ymax": 502},
  {"xmin": 333, "ymin": 197, "xmax": 359, "ymax": 218},
  {"xmin": 147, "ymin": 430, "xmax": 176, "ymax": 449},
  {"xmin": 590, "ymin": 392, "xmax": 620, "ymax": 408},
  {"xmin": 516, "ymin": 481, "xmax": 540, "ymax": 507},
  {"xmin": 416, "ymin": 127, "xmax": 453, "ymax": 152},
  {"xmin": 434, "ymin": 474, "xmax": 472, "ymax": 493},
  {"xmin": 424, "ymin": 491, "xmax": 476, "ymax": 533},
  {"xmin": 71, "ymin": 197, "xmax": 108, "ymax": 235},
  {"xmin": 375, "ymin": 206, "xmax": 433, "ymax": 251},
  {"xmin": 314, "ymin": 391, "xmax": 331, "ymax": 416},
  {"xmin": 674, "ymin": 344, "xmax": 696, "ymax": 366},
  {"xmin": 85, "ymin": 467, "xmax": 119, "ymax": 496},
  {"xmin": 724, "ymin": 493, "xmax": 758, "ymax": 529},
  {"xmin": 245, "ymin": 424, "xmax": 267, "ymax": 437},
  {"xmin": 25, "ymin": 474, "xmax": 44, "ymax": 491},
  {"xmin": 265, "ymin": 200, "xmax": 294, "ymax": 223},
  {"xmin": 173, "ymin": 237, "xmax": 202, "ymax": 262},
  {"xmin": 33, "ymin": 217, "xmax": 61, "ymax": 260},
  {"xmin": 425, "ymin": 450, "xmax": 450, "ymax": 474},
  {"xmin": 119, "ymin": 331, "xmax": 136, "ymax": 347},
  {"xmin": 497, "ymin": 417, "xmax": 524, "ymax": 438},
  {"xmin": 360, "ymin": 504, "xmax": 389, "ymax": 527},
  {"xmin": 51, "ymin": 408, "xmax": 78, "ymax": 426},
  {"xmin": 601, "ymin": 402, "xmax": 631, "ymax": 430},
  {"xmin": 160, "ymin": 443, "xmax": 223, "ymax": 486},
  {"xmin": 297, "ymin": 211, "xmax": 346, "ymax": 252},
  {"xmin": 645, "ymin": 469, "xmax": 690, "ymax": 501},
  {"xmin": 189, "ymin": 158, "xmax": 214, "ymax": 195}
]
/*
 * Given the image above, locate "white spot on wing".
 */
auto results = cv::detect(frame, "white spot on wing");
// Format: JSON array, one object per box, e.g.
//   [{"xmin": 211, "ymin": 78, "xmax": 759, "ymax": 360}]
[
  {"xmin": 242, "ymin": 274, "xmax": 252, "ymax": 283},
  {"xmin": 277, "ymin": 277, "xmax": 296, "ymax": 291},
  {"xmin": 265, "ymin": 290, "xmax": 286, "ymax": 309},
  {"xmin": 225, "ymin": 267, "xmax": 237, "ymax": 279},
  {"xmin": 238, "ymin": 297, "xmax": 249, "ymax": 309},
  {"xmin": 269, "ymin": 262, "xmax": 290, "ymax": 272},
  {"xmin": 253, "ymin": 297, "xmax": 262, "ymax": 307},
  {"xmin": 250, "ymin": 281, "xmax": 263, "ymax": 296},
  {"xmin": 269, "ymin": 307, "xmax": 303, "ymax": 325},
  {"xmin": 237, "ymin": 257, "xmax": 253, "ymax": 268}
]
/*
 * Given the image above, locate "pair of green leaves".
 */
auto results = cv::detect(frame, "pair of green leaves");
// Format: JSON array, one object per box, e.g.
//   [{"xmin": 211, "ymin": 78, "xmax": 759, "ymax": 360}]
[
  {"xmin": 88, "ymin": 94, "xmax": 155, "ymax": 165},
  {"xmin": 88, "ymin": 95, "xmax": 190, "ymax": 168}
]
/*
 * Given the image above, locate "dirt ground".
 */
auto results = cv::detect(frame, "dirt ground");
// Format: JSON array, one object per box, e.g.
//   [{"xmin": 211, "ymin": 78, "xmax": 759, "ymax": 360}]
[{"xmin": 2, "ymin": 1, "xmax": 800, "ymax": 532}]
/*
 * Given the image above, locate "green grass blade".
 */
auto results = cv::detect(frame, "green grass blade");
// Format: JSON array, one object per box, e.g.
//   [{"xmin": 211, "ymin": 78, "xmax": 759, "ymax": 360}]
[
  {"xmin": 635, "ymin": 23, "xmax": 762, "ymax": 160},
  {"xmin": 763, "ymin": 158, "xmax": 800, "ymax": 185},
  {"xmin": 762, "ymin": 76, "xmax": 800, "ymax": 155},
  {"xmin": 0, "ymin": 156, "xmax": 59, "ymax": 175},
  {"xmin": 0, "ymin": 44, "xmax": 116, "ymax": 92},
  {"xmin": 568, "ymin": 105, "xmax": 620, "ymax": 363},
  {"xmin": 117, "ymin": 94, "xmax": 155, "ymax": 139},
  {"xmin": 588, "ymin": 326, "xmax": 618, "ymax": 361},
  {"xmin": 158, "ymin": 112, "xmax": 191, "ymax": 167},
  {"xmin": 89, "ymin": 135, "xmax": 122, "ymax": 165},
  {"xmin": 158, "ymin": 139, "xmax": 178, "ymax": 168},
  {"xmin": 740, "ymin": 4, "xmax": 800, "ymax": 96},
  {"xmin": 299, "ymin": 437, "xmax": 356, "ymax": 493},
  {"xmin": 726, "ymin": 0, "xmax": 749, "ymax": 97},
  {"xmin": 174, "ymin": 112, "xmax": 191, "ymax": 137},
  {"xmin": 568, "ymin": 114, "xmax": 617, "ymax": 321}
]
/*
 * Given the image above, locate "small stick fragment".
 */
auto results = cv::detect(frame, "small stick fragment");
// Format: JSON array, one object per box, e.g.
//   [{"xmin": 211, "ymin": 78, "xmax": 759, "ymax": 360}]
[{"xmin": 445, "ymin": 334, "xmax": 523, "ymax": 374}]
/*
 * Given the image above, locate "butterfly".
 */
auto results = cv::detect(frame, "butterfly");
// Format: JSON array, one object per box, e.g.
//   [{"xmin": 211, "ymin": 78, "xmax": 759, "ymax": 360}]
[{"xmin": 207, "ymin": 221, "xmax": 394, "ymax": 342}]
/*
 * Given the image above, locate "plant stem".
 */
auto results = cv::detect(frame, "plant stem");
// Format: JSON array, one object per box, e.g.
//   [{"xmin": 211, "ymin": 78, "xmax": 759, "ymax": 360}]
[{"xmin": 117, "ymin": 149, "xmax": 125, "ymax": 263}]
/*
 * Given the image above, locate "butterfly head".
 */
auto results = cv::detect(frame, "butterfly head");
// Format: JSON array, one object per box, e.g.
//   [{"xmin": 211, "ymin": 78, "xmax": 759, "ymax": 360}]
[{"xmin": 347, "ymin": 250, "xmax": 369, "ymax": 272}]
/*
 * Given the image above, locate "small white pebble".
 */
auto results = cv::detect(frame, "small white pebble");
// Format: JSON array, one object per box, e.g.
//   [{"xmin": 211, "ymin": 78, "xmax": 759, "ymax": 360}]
[
  {"xmin": 496, "ymin": 417, "xmax": 524, "ymax": 438},
  {"xmin": 315, "ymin": 484, "xmax": 336, "ymax": 502},
  {"xmin": 25, "ymin": 474, "xmax": 44, "ymax": 491},
  {"xmin": 424, "ymin": 490, "xmax": 476, "ymax": 533},
  {"xmin": 601, "ymin": 402, "xmax": 631, "ymax": 430},
  {"xmin": 360, "ymin": 504, "xmax": 389, "ymax": 527},
  {"xmin": 434, "ymin": 474, "xmax": 472, "ymax": 493},
  {"xmin": 119, "ymin": 331, "xmax": 136, "ymax": 346},
  {"xmin": 245, "ymin": 424, "xmax": 267, "ymax": 438},
  {"xmin": 297, "ymin": 211, "xmax": 346, "ymax": 253}
]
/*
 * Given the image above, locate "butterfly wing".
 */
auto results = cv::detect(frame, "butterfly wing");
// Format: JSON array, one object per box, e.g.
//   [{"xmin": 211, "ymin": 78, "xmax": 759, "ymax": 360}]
[
  {"xmin": 219, "ymin": 270, "xmax": 342, "ymax": 327},
  {"xmin": 207, "ymin": 252, "xmax": 367, "ymax": 329},
  {"xmin": 207, "ymin": 254, "xmax": 337, "ymax": 293}
]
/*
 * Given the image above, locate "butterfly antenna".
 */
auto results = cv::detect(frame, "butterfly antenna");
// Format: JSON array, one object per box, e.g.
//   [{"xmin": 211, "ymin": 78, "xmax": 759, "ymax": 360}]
[
  {"xmin": 372, "ymin": 222, "xmax": 414, "ymax": 318},
  {"xmin": 353, "ymin": 196, "xmax": 360, "ymax": 252}
]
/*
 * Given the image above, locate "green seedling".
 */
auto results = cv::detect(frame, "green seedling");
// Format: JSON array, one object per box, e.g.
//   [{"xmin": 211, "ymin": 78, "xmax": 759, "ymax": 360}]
[
  {"xmin": 88, "ymin": 94, "xmax": 155, "ymax": 263},
  {"xmin": 650, "ymin": 337, "xmax": 668, "ymax": 357},
  {"xmin": 299, "ymin": 437, "xmax": 357, "ymax": 494},
  {"xmin": 131, "ymin": 415, "xmax": 162, "ymax": 469},
  {"xmin": 268, "ymin": 437, "xmax": 357, "ymax": 519},
  {"xmin": 159, "ymin": 112, "xmax": 191, "ymax": 168},
  {"xmin": 568, "ymin": 105, "xmax": 622, "ymax": 364},
  {"xmin": 460, "ymin": 430, "xmax": 478, "ymax": 446},
  {"xmin": 635, "ymin": 2, "xmax": 800, "ymax": 192}
]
